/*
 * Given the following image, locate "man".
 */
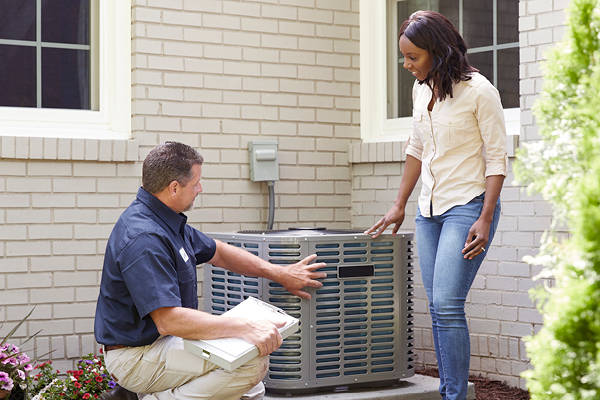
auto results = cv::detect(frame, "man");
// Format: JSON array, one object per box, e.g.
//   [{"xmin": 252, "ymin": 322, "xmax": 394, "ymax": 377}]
[{"xmin": 95, "ymin": 142, "xmax": 326, "ymax": 400}]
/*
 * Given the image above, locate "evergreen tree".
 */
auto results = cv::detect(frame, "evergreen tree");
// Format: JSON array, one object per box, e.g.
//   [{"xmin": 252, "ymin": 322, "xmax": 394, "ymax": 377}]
[{"xmin": 514, "ymin": 0, "xmax": 600, "ymax": 399}]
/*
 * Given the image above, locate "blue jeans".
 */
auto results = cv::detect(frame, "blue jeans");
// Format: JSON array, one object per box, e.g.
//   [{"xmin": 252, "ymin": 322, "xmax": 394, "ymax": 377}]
[{"xmin": 416, "ymin": 193, "xmax": 500, "ymax": 400}]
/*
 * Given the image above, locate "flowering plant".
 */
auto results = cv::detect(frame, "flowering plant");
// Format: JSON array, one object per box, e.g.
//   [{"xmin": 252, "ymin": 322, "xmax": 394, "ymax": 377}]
[
  {"xmin": 28, "ymin": 353, "xmax": 116, "ymax": 400},
  {"xmin": 0, "ymin": 308, "xmax": 38, "ymax": 395}
]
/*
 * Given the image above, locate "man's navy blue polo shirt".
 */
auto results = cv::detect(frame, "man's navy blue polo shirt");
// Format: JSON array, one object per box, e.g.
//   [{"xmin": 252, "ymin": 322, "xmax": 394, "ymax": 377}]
[{"xmin": 94, "ymin": 187, "xmax": 216, "ymax": 347}]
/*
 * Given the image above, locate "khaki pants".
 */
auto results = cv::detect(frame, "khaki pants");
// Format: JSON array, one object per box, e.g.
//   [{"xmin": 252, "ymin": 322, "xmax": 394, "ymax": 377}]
[{"xmin": 105, "ymin": 336, "xmax": 268, "ymax": 400}]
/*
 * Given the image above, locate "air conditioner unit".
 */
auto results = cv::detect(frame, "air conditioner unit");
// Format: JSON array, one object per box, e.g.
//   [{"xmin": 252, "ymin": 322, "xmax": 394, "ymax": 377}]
[{"xmin": 203, "ymin": 228, "xmax": 415, "ymax": 394}]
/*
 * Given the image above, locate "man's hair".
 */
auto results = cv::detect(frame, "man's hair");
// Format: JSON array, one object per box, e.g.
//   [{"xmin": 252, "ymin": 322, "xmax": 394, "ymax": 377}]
[
  {"xmin": 399, "ymin": 10, "xmax": 478, "ymax": 102},
  {"xmin": 142, "ymin": 141, "xmax": 203, "ymax": 194}
]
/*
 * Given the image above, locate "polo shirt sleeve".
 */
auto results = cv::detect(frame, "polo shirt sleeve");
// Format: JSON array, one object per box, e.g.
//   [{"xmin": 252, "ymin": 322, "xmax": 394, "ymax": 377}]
[
  {"xmin": 189, "ymin": 228, "xmax": 217, "ymax": 265},
  {"xmin": 118, "ymin": 232, "xmax": 183, "ymax": 319},
  {"xmin": 474, "ymin": 82, "xmax": 508, "ymax": 177}
]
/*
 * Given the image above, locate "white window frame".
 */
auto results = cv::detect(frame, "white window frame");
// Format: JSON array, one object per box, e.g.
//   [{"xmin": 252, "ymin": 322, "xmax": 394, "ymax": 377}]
[
  {"xmin": 0, "ymin": 0, "xmax": 131, "ymax": 140},
  {"xmin": 359, "ymin": 0, "xmax": 520, "ymax": 143}
]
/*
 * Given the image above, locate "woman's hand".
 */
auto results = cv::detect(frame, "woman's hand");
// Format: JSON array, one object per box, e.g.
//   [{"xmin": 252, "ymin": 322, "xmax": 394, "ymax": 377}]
[
  {"xmin": 364, "ymin": 203, "xmax": 406, "ymax": 239},
  {"xmin": 462, "ymin": 218, "xmax": 492, "ymax": 259}
]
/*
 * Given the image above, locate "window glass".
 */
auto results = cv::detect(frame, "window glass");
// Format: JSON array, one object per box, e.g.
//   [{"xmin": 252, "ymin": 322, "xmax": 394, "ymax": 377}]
[
  {"xmin": 0, "ymin": 0, "xmax": 92, "ymax": 110},
  {"xmin": 42, "ymin": 48, "xmax": 90, "ymax": 109},
  {"xmin": 463, "ymin": 0, "xmax": 493, "ymax": 48},
  {"xmin": 498, "ymin": 0, "xmax": 519, "ymax": 44},
  {"xmin": 42, "ymin": 0, "xmax": 90, "ymax": 45},
  {"xmin": 0, "ymin": 45, "xmax": 36, "ymax": 107},
  {"xmin": 497, "ymin": 47, "xmax": 519, "ymax": 108},
  {"xmin": 0, "ymin": 0, "xmax": 36, "ymax": 41}
]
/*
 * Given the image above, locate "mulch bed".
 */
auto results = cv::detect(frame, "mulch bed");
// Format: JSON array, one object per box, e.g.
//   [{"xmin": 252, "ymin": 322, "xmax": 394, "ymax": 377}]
[{"xmin": 416, "ymin": 368, "xmax": 530, "ymax": 400}]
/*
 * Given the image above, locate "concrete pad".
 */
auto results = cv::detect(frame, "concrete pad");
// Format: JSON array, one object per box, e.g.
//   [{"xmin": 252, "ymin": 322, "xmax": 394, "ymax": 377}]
[{"xmin": 265, "ymin": 375, "xmax": 476, "ymax": 400}]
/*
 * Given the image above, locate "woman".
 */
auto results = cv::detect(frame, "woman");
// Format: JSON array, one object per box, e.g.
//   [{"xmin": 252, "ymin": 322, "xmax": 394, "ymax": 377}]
[{"xmin": 365, "ymin": 11, "xmax": 507, "ymax": 400}]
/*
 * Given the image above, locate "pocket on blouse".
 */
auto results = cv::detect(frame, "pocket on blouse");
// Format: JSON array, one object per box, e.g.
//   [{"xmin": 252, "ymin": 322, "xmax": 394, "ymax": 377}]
[{"xmin": 437, "ymin": 116, "xmax": 466, "ymax": 145}]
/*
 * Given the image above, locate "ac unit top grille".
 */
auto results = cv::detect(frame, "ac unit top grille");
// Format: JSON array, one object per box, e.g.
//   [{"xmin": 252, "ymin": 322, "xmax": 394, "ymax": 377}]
[{"xmin": 237, "ymin": 227, "xmax": 365, "ymax": 236}]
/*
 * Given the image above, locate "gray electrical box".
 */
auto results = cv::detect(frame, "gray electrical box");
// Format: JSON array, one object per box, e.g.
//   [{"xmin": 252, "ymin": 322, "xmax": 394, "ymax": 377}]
[{"xmin": 248, "ymin": 140, "xmax": 279, "ymax": 182}]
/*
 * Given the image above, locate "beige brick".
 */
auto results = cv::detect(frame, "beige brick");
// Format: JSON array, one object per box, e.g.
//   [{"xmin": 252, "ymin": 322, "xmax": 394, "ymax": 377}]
[
  {"xmin": 243, "ymin": 77, "xmax": 280, "ymax": 92},
  {"xmin": 262, "ymin": 5, "xmax": 297, "ymax": 20},
  {"xmin": 334, "ymin": 68, "xmax": 360, "ymax": 83},
  {"xmin": 243, "ymin": 49, "xmax": 279, "ymax": 65},
  {"xmin": 261, "ymin": 63, "xmax": 297, "ymax": 78},
  {"xmin": 54, "ymin": 271, "xmax": 97, "ymax": 286},
  {"xmin": 280, "ymin": 108, "xmax": 315, "ymax": 122},
  {"xmin": 53, "ymin": 210, "xmax": 97, "ymax": 224},
  {"xmin": 298, "ymin": 123, "xmax": 333, "ymax": 137},
  {"xmin": 6, "ymin": 178, "xmax": 51, "ymax": 193},
  {"xmin": 224, "ymin": 61, "xmax": 261, "ymax": 77},
  {"xmin": 162, "ymin": 10, "xmax": 202, "ymax": 27},
  {"xmin": 261, "ymin": 121, "xmax": 298, "ymax": 136},
  {"xmin": 224, "ymin": 31, "xmax": 261, "ymax": 47},
  {"xmin": 183, "ymin": 0, "xmax": 222, "ymax": 12},
  {"xmin": 15, "ymin": 137, "xmax": 29, "ymax": 159},
  {"xmin": 299, "ymin": 208, "xmax": 334, "ymax": 221},
  {"xmin": 316, "ymin": 109, "xmax": 352, "ymax": 124},
  {"xmin": 280, "ymin": 50, "xmax": 316, "ymax": 65},
  {"xmin": 145, "ymin": 117, "xmax": 182, "ymax": 132},
  {"xmin": 43, "ymin": 138, "xmax": 58, "ymax": 159},
  {"xmin": 132, "ymin": 7, "xmax": 162, "ymax": 23},
  {"xmin": 29, "ymin": 225, "xmax": 73, "ymax": 240},
  {"xmin": 204, "ymin": 14, "xmax": 241, "ymax": 30},
  {"xmin": 280, "ymin": 195, "xmax": 316, "ymax": 208},
  {"xmin": 316, "ymin": 53, "xmax": 351, "ymax": 68},
  {"xmin": 184, "ymin": 88, "xmax": 223, "ymax": 103},
  {"xmin": 298, "ymin": 37, "xmax": 333, "ymax": 52},
  {"xmin": 7, "ymin": 242, "xmax": 52, "ymax": 257},
  {"xmin": 0, "ymin": 195, "xmax": 30, "ymax": 208},
  {"xmin": 204, "ymin": 45, "xmax": 242, "ymax": 60},
  {"xmin": 261, "ymin": 93, "xmax": 298, "ymax": 107},
  {"xmin": 74, "ymin": 224, "xmax": 114, "ymax": 240},
  {"xmin": 0, "ymin": 226, "xmax": 26, "ymax": 241},
  {"xmin": 32, "ymin": 193, "xmax": 75, "ymax": 208},
  {"xmin": 221, "ymin": 120, "xmax": 259, "ymax": 135},
  {"xmin": 223, "ymin": 91, "xmax": 261, "ymax": 105},
  {"xmin": 316, "ymin": 24, "xmax": 350, "ymax": 39},
  {"xmin": 148, "ymin": 55, "xmax": 185, "ymax": 71},
  {"xmin": 280, "ymin": 79, "xmax": 315, "ymax": 94},
  {"xmin": 279, "ymin": 166, "xmax": 315, "ymax": 180},
  {"xmin": 164, "ymin": 41, "xmax": 203, "ymax": 57},
  {"xmin": 184, "ymin": 59, "xmax": 223, "ymax": 74},
  {"xmin": 201, "ymin": 194, "xmax": 241, "ymax": 207},
  {"xmin": 31, "ymin": 256, "xmax": 76, "ymax": 272},
  {"xmin": 146, "ymin": 24, "xmax": 184, "ymax": 40},
  {"xmin": 132, "ymin": 70, "xmax": 163, "ymax": 85},
  {"xmin": 204, "ymin": 103, "xmax": 242, "ymax": 119},
  {"xmin": 162, "ymin": 102, "xmax": 202, "ymax": 117},
  {"xmin": 261, "ymin": 34, "xmax": 298, "ymax": 50},
  {"xmin": 53, "ymin": 241, "xmax": 97, "ymax": 256},
  {"xmin": 298, "ymin": 8, "xmax": 333, "ymax": 23},
  {"xmin": 132, "ymin": 38, "xmax": 163, "ymax": 54},
  {"xmin": 299, "ymin": 181, "xmax": 334, "ymax": 194},
  {"xmin": 280, "ymin": 21, "xmax": 316, "ymax": 37},
  {"xmin": 334, "ymin": 11, "xmax": 359, "ymax": 26},
  {"xmin": 298, "ymin": 65, "xmax": 333, "ymax": 81},
  {"xmin": 7, "ymin": 209, "xmax": 52, "ymax": 224},
  {"xmin": 97, "ymin": 178, "xmax": 140, "ymax": 193},
  {"xmin": 316, "ymin": 167, "xmax": 349, "ymax": 180},
  {"xmin": 241, "ymin": 17, "xmax": 279, "ymax": 33},
  {"xmin": 183, "ymin": 27, "xmax": 223, "ymax": 43}
]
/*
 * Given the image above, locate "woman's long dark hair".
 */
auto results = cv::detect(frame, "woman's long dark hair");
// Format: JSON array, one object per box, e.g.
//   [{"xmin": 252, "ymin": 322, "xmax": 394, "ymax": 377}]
[{"xmin": 399, "ymin": 10, "xmax": 478, "ymax": 102}]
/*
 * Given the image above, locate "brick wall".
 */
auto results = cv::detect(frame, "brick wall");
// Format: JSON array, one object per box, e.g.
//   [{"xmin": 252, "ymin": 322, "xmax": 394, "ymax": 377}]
[
  {"xmin": 0, "ymin": 0, "xmax": 360, "ymax": 373},
  {"xmin": 349, "ymin": 0, "xmax": 568, "ymax": 388}
]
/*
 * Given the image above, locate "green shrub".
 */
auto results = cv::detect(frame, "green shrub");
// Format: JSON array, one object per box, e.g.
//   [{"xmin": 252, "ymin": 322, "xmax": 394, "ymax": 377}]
[{"xmin": 514, "ymin": 0, "xmax": 600, "ymax": 399}]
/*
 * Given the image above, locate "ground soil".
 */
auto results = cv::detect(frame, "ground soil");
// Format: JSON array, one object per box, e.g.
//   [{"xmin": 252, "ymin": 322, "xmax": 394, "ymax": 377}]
[{"xmin": 416, "ymin": 368, "xmax": 530, "ymax": 400}]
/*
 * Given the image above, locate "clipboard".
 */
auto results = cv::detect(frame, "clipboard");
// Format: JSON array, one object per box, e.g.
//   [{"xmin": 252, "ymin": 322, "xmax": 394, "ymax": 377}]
[{"xmin": 183, "ymin": 297, "xmax": 299, "ymax": 372}]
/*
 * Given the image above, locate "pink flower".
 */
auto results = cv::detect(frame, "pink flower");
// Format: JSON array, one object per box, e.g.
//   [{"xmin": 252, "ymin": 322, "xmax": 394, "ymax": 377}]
[{"xmin": 0, "ymin": 371, "xmax": 13, "ymax": 391}]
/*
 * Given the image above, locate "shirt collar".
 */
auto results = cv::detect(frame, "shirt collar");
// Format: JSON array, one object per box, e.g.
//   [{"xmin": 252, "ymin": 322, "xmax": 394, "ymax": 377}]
[{"xmin": 136, "ymin": 187, "xmax": 188, "ymax": 237}]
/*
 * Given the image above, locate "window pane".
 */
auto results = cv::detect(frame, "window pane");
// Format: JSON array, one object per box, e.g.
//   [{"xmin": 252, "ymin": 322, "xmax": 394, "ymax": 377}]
[
  {"xmin": 42, "ymin": 48, "xmax": 90, "ymax": 109},
  {"xmin": 42, "ymin": 0, "xmax": 90, "ymax": 45},
  {"xmin": 439, "ymin": 0, "xmax": 459, "ymax": 29},
  {"xmin": 0, "ymin": 0, "xmax": 36, "ymax": 41},
  {"xmin": 0, "ymin": 45, "xmax": 36, "ymax": 108},
  {"xmin": 497, "ymin": 48, "xmax": 519, "ymax": 108},
  {"xmin": 467, "ymin": 51, "xmax": 493, "ymax": 84},
  {"xmin": 498, "ymin": 0, "xmax": 519, "ymax": 44},
  {"xmin": 463, "ymin": 0, "xmax": 493, "ymax": 48}
]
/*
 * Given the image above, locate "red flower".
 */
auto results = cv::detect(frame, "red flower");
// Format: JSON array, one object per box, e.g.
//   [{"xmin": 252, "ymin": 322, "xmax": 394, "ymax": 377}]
[
  {"xmin": 95, "ymin": 376, "xmax": 103, "ymax": 383},
  {"xmin": 85, "ymin": 379, "xmax": 92, "ymax": 384},
  {"xmin": 74, "ymin": 382, "xmax": 82, "ymax": 388},
  {"xmin": 83, "ymin": 394, "xmax": 91, "ymax": 399}
]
